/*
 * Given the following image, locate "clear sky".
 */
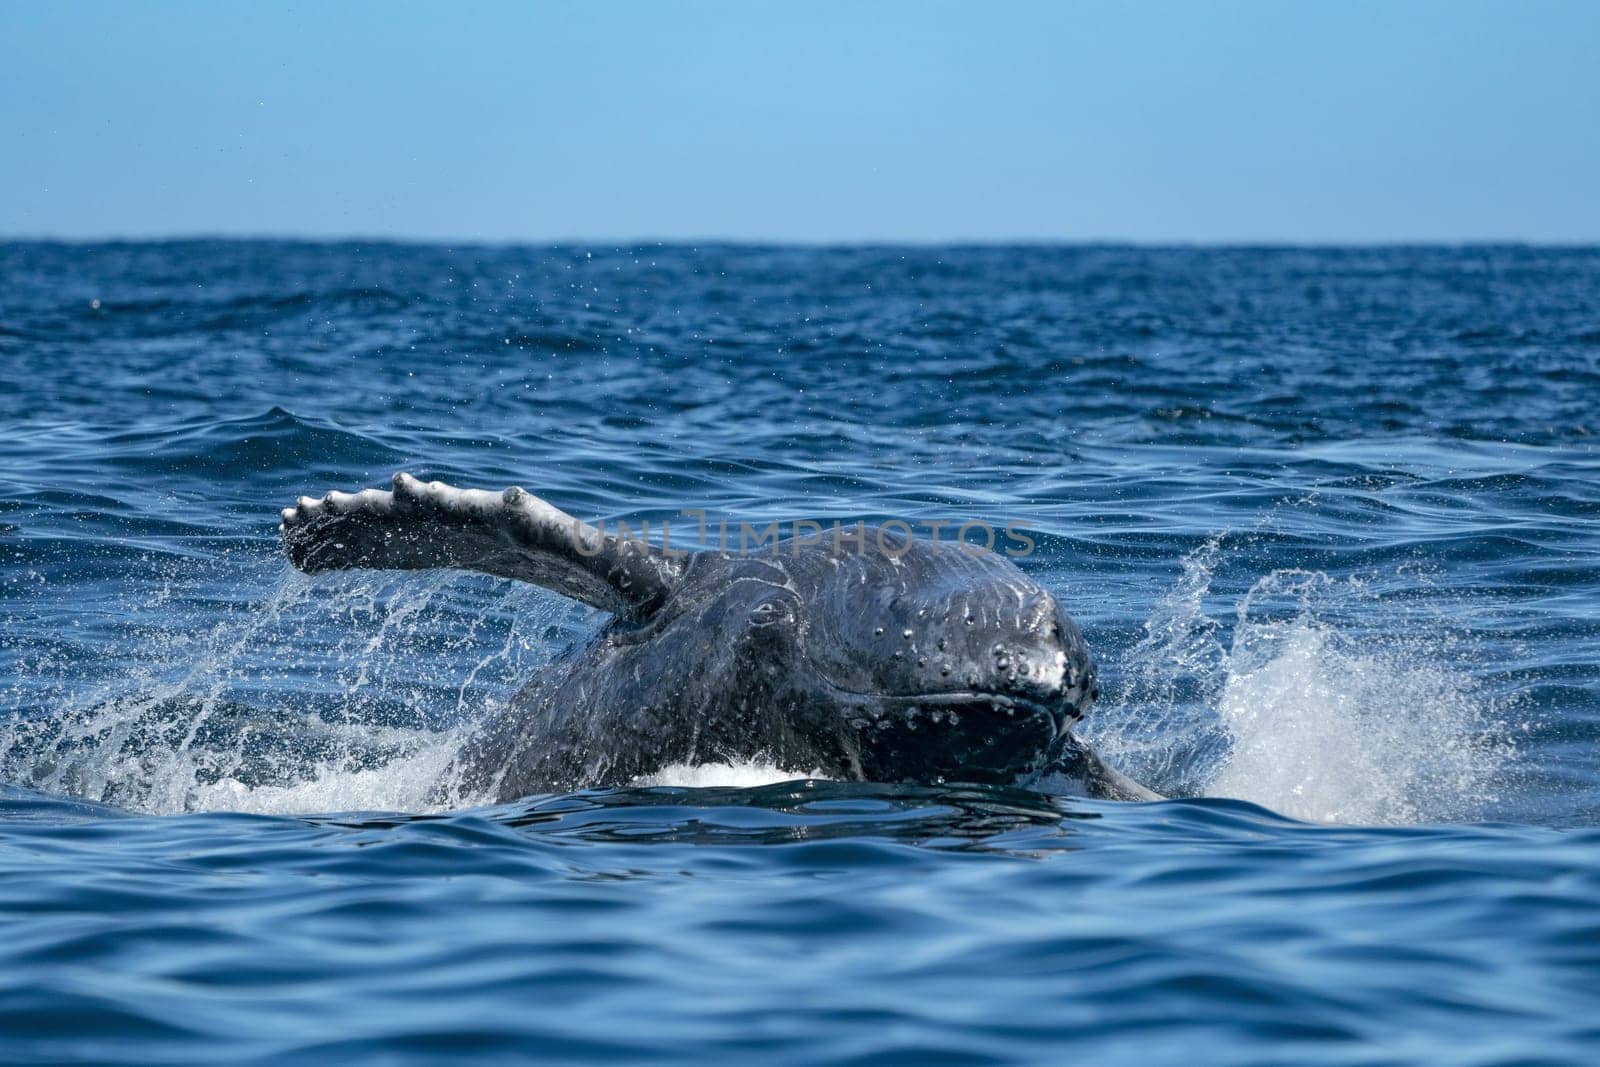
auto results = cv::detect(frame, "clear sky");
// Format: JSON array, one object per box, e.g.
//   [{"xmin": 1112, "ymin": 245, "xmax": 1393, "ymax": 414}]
[{"xmin": 2, "ymin": 0, "xmax": 1597, "ymax": 243}]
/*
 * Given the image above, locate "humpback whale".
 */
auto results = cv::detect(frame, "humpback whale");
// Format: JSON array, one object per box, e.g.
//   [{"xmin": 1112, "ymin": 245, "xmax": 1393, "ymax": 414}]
[{"xmin": 280, "ymin": 474, "xmax": 1158, "ymax": 803}]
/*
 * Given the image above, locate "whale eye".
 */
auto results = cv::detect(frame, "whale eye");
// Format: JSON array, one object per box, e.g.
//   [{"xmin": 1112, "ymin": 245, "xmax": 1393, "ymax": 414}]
[{"xmin": 749, "ymin": 600, "xmax": 791, "ymax": 627}]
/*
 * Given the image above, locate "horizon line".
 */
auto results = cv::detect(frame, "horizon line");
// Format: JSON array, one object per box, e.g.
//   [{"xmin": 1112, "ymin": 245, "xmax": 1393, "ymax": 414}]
[{"xmin": 5, "ymin": 233, "xmax": 1599, "ymax": 251}]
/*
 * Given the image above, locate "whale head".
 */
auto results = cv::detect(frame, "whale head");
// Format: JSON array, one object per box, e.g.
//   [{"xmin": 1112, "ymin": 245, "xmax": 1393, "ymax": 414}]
[{"xmin": 769, "ymin": 531, "xmax": 1100, "ymax": 784}]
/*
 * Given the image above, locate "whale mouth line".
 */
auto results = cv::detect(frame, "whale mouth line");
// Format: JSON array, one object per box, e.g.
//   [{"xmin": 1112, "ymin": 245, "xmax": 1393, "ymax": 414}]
[
  {"xmin": 813, "ymin": 675, "xmax": 1073, "ymax": 739},
  {"xmin": 878, "ymin": 691, "xmax": 1069, "ymax": 738}
]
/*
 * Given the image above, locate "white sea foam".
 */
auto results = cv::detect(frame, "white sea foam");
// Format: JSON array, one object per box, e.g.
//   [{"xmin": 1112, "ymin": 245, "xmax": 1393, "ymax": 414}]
[
  {"xmin": 1093, "ymin": 542, "xmax": 1516, "ymax": 824},
  {"xmin": 175, "ymin": 733, "xmax": 466, "ymax": 816},
  {"xmin": 632, "ymin": 761, "xmax": 827, "ymax": 789}
]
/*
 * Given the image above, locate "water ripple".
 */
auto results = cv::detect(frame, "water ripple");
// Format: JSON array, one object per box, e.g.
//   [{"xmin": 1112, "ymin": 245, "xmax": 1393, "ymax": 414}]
[{"xmin": 3, "ymin": 243, "xmax": 1599, "ymax": 1064}]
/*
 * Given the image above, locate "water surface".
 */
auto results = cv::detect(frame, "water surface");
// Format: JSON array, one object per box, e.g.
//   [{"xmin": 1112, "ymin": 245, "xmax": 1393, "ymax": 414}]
[{"xmin": 2, "ymin": 242, "xmax": 1598, "ymax": 1063}]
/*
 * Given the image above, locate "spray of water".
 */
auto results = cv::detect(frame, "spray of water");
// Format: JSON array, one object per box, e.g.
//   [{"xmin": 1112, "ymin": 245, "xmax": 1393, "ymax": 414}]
[
  {"xmin": 1091, "ymin": 539, "xmax": 1517, "ymax": 824},
  {"xmin": 2, "ymin": 563, "xmax": 576, "ymax": 816}
]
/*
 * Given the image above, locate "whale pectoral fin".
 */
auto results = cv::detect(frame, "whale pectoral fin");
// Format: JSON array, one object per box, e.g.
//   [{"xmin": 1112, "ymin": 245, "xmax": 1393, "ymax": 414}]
[
  {"xmin": 279, "ymin": 473, "xmax": 686, "ymax": 615},
  {"xmin": 1029, "ymin": 732, "xmax": 1163, "ymax": 802}
]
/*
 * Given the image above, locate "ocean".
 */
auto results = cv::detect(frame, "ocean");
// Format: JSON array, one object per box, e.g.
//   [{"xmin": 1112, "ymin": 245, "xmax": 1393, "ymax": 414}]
[{"xmin": 2, "ymin": 241, "xmax": 1597, "ymax": 1064}]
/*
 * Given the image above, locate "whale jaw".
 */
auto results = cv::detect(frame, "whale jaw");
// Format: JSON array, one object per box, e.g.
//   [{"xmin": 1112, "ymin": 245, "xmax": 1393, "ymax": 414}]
[{"xmin": 846, "ymin": 691, "xmax": 1067, "ymax": 785}]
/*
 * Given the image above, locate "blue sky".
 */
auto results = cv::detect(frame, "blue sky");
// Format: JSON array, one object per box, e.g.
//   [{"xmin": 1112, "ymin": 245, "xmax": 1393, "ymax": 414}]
[{"xmin": 2, "ymin": 0, "xmax": 1596, "ymax": 242}]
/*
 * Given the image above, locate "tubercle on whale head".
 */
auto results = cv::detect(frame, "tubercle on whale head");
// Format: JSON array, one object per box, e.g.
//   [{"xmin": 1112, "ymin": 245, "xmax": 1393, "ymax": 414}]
[
  {"xmin": 773, "ymin": 538, "xmax": 1101, "ymax": 783},
  {"xmin": 810, "ymin": 572, "xmax": 1097, "ymax": 715}
]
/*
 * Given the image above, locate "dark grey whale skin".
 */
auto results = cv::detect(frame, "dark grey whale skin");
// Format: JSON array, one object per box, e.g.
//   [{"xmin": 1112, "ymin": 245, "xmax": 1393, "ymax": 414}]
[{"xmin": 279, "ymin": 474, "xmax": 1158, "ymax": 803}]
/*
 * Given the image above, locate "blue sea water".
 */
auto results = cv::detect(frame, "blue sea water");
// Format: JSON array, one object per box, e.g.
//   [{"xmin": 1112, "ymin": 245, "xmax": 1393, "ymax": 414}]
[{"xmin": 1, "ymin": 241, "xmax": 1598, "ymax": 1064}]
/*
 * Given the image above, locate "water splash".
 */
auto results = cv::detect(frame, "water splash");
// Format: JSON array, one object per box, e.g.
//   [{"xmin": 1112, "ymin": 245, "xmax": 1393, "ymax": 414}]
[
  {"xmin": 1, "ymin": 561, "xmax": 578, "ymax": 816},
  {"xmin": 1094, "ymin": 535, "xmax": 1233, "ymax": 797},
  {"xmin": 632, "ymin": 761, "xmax": 828, "ymax": 789},
  {"xmin": 1094, "ymin": 541, "xmax": 1517, "ymax": 824}
]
